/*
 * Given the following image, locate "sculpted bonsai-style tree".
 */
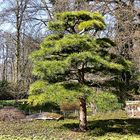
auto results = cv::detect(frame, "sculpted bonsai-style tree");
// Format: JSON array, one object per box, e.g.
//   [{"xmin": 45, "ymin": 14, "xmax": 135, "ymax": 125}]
[{"xmin": 29, "ymin": 11, "xmax": 126, "ymax": 131}]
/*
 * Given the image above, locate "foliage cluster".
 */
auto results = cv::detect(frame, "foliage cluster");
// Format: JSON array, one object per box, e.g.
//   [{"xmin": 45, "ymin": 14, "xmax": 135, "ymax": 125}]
[
  {"xmin": 0, "ymin": 100, "xmax": 60, "ymax": 115},
  {"xmin": 0, "ymin": 80, "xmax": 28, "ymax": 100},
  {"xmin": 28, "ymin": 11, "xmax": 129, "ymax": 107},
  {"xmin": 93, "ymin": 92, "xmax": 122, "ymax": 112},
  {"xmin": 0, "ymin": 81, "xmax": 13, "ymax": 100},
  {"xmin": 0, "ymin": 100, "xmax": 15, "ymax": 108},
  {"xmin": 27, "ymin": 11, "xmax": 133, "ymax": 131}
]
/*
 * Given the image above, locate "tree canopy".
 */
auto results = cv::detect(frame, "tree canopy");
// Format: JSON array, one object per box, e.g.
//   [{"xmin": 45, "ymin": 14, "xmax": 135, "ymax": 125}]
[{"xmin": 28, "ymin": 11, "xmax": 130, "ymax": 131}]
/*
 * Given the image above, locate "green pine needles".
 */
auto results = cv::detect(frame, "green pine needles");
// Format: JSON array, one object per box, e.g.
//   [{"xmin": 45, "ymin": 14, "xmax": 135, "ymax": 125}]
[
  {"xmin": 28, "ymin": 11, "xmax": 126, "ymax": 106},
  {"xmin": 28, "ymin": 11, "xmax": 130, "ymax": 130}
]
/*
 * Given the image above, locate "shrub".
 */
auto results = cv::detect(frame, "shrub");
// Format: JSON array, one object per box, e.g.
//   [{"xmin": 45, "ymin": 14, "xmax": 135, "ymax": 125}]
[
  {"xmin": 0, "ymin": 80, "xmax": 13, "ymax": 100},
  {"xmin": 19, "ymin": 101, "xmax": 60, "ymax": 114},
  {"xmin": 0, "ymin": 106, "xmax": 25, "ymax": 121},
  {"xmin": 0, "ymin": 100, "xmax": 15, "ymax": 109},
  {"xmin": 94, "ymin": 92, "xmax": 122, "ymax": 112}
]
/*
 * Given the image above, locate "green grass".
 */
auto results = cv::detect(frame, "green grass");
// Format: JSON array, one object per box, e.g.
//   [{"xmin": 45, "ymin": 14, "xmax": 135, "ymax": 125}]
[{"xmin": 1, "ymin": 110, "xmax": 140, "ymax": 140}]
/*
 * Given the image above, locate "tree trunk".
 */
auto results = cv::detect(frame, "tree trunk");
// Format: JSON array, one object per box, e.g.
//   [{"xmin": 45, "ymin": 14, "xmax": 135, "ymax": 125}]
[{"xmin": 79, "ymin": 97, "xmax": 87, "ymax": 131}]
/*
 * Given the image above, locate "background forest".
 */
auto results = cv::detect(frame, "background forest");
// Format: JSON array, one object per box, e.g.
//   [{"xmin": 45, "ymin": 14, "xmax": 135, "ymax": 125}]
[{"xmin": 0, "ymin": 0, "xmax": 140, "ymax": 101}]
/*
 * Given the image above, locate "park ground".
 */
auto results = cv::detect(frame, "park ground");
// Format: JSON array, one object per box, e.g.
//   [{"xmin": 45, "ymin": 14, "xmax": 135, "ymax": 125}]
[{"xmin": 1, "ymin": 110, "xmax": 140, "ymax": 140}]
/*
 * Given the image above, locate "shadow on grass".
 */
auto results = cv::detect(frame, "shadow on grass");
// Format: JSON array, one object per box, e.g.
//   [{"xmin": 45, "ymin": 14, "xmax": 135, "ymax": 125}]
[{"xmin": 61, "ymin": 118, "xmax": 140, "ymax": 136}]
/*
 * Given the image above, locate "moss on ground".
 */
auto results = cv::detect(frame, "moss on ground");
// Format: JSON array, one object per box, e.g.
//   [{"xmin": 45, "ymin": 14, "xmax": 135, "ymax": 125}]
[{"xmin": 0, "ymin": 110, "xmax": 140, "ymax": 139}]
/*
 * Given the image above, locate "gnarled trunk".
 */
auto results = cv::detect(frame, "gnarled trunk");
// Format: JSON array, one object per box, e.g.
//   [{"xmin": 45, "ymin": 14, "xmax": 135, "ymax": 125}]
[{"xmin": 79, "ymin": 97, "xmax": 87, "ymax": 131}]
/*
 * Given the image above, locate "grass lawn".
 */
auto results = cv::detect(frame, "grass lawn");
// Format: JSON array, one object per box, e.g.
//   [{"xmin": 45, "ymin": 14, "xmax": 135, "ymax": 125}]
[{"xmin": 0, "ymin": 110, "xmax": 140, "ymax": 140}]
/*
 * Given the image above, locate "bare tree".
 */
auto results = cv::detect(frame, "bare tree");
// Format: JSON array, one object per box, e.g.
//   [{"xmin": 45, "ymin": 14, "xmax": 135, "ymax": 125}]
[{"xmin": 0, "ymin": 0, "xmax": 50, "ymax": 99}]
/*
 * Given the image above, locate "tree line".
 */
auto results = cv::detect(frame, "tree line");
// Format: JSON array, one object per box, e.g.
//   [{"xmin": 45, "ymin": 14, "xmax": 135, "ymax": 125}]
[{"xmin": 0, "ymin": 0, "xmax": 139, "ymax": 99}]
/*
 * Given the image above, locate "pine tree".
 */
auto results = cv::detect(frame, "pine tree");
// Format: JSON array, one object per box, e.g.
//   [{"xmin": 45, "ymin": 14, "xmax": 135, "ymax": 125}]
[{"xmin": 28, "ymin": 11, "xmax": 126, "ymax": 131}]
